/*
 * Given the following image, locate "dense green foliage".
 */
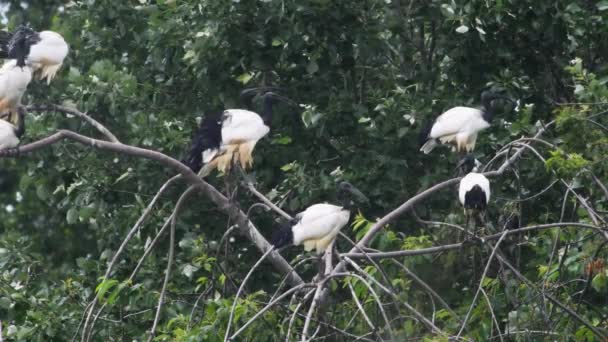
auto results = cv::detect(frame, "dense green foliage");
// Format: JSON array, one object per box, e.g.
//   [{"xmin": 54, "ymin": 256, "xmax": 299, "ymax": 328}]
[{"xmin": 1, "ymin": 0, "xmax": 608, "ymax": 340}]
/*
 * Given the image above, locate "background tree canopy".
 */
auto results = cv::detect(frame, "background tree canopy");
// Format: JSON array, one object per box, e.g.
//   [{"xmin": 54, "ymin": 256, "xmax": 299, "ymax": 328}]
[{"xmin": 0, "ymin": 0, "xmax": 608, "ymax": 340}]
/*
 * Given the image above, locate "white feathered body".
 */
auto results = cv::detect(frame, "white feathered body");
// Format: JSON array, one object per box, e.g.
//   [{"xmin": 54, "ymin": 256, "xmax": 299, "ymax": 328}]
[
  {"xmin": 459, "ymin": 172, "xmax": 490, "ymax": 207},
  {"xmin": 201, "ymin": 109, "xmax": 269, "ymax": 174},
  {"xmin": 0, "ymin": 60, "xmax": 32, "ymax": 115},
  {"xmin": 292, "ymin": 203, "xmax": 350, "ymax": 254},
  {"xmin": 421, "ymin": 106, "xmax": 490, "ymax": 153},
  {"xmin": 27, "ymin": 31, "xmax": 69, "ymax": 84},
  {"xmin": 0, "ymin": 119, "xmax": 19, "ymax": 149}
]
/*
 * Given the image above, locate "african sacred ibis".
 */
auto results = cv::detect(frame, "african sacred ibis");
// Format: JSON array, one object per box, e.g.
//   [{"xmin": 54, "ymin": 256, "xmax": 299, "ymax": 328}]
[
  {"xmin": 0, "ymin": 59, "xmax": 32, "ymax": 125},
  {"xmin": 0, "ymin": 106, "xmax": 26, "ymax": 150},
  {"xmin": 0, "ymin": 26, "xmax": 68, "ymax": 84},
  {"xmin": 182, "ymin": 89, "xmax": 296, "ymax": 176},
  {"xmin": 271, "ymin": 182, "xmax": 369, "ymax": 254},
  {"xmin": 458, "ymin": 155, "xmax": 490, "ymax": 228},
  {"xmin": 419, "ymin": 91, "xmax": 515, "ymax": 154}
]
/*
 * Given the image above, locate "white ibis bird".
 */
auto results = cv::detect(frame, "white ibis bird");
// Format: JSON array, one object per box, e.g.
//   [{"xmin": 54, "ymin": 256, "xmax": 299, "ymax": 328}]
[
  {"xmin": 0, "ymin": 59, "xmax": 32, "ymax": 125},
  {"xmin": 271, "ymin": 182, "xmax": 369, "ymax": 254},
  {"xmin": 0, "ymin": 26, "xmax": 68, "ymax": 84},
  {"xmin": 182, "ymin": 89, "xmax": 296, "ymax": 176},
  {"xmin": 458, "ymin": 155, "xmax": 490, "ymax": 228},
  {"xmin": 0, "ymin": 106, "xmax": 26, "ymax": 150},
  {"xmin": 419, "ymin": 91, "xmax": 515, "ymax": 154}
]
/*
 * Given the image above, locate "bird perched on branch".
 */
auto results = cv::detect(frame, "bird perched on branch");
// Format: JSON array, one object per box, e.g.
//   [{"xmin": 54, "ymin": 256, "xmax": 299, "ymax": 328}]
[
  {"xmin": 0, "ymin": 106, "xmax": 26, "ymax": 151},
  {"xmin": 182, "ymin": 87, "xmax": 297, "ymax": 176},
  {"xmin": 458, "ymin": 155, "xmax": 490, "ymax": 229},
  {"xmin": 419, "ymin": 91, "xmax": 515, "ymax": 154},
  {"xmin": 0, "ymin": 25, "xmax": 68, "ymax": 84},
  {"xmin": 0, "ymin": 59, "xmax": 32, "ymax": 127},
  {"xmin": 271, "ymin": 182, "xmax": 369, "ymax": 255}
]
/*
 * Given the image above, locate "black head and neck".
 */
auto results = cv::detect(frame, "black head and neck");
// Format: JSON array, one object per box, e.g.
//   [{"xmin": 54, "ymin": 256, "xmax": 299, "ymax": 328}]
[
  {"xmin": 8, "ymin": 26, "xmax": 35, "ymax": 68},
  {"xmin": 240, "ymin": 87, "xmax": 298, "ymax": 127},
  {"xmin": 336, "ymin": 181, "xmax": 369, "ymax": 210},
  {"xmin": 480, "ymin": 91, "xmax": 515, "ymax": 123},
  {"xmin": 271, "ymin": 217, "xmax": 298, "ymax": 248},
  {"xmin": 14, "ymin": 107, "xmax": 26, "ymax": 138},
  {"xmin": 456, "ymin": 153, "xmax": 482, "ymax": 174}
]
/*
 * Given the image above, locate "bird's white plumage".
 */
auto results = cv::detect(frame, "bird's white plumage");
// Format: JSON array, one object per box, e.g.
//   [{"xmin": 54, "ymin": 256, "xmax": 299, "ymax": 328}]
[
  {"xmin": 292, "ymin": 203, "xmax": 350, "ymax": 254},
  {"xmin": 0, "ymin": 60, "xmax": 32, "ymax": 111},
  {"xmin": 422, "ymin": 106, "xmax": 490, "ymax": 153},
  {"xmin": 27, "ymin": 31, "xmax": 69, "ymax": 84},
  {"xmin": 0, "ymin": 119, "xmax": 19, "ymax": 149},
  {"xmin": 221, "ymin": 109, "xmax": 269, "ymax": 145},
  {"xmin": 458, "ymin": 172, "xmax": 490, "ymax": 206}
]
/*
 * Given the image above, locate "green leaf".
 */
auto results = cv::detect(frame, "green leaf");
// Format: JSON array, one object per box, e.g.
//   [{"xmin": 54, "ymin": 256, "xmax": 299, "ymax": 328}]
[
  {"xmin": 66, "ymin": 208, "xmax": 79, "ymax": 225},
  {"xmin": 306, "ymin": 60, "xmax": 319, "ymax": 74},
  {"xmin": 591, "ymin": 272, "xmax": 607, "ymax": 292},
  {"xmin": 236, "ymin": 72, "xmax": 254, "ymax": 84}
]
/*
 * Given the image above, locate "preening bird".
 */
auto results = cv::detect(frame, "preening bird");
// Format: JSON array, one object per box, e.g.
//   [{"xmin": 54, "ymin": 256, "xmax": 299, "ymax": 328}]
[
  {"xmin": 271, "ymin": 182, "xmax": 369, "ymax": 254},
  {"xmin": 458, "ymin": 155, "xmax": 490, "ymax": 228},
  {"xmin": 182, "ymin": 89, "xmax": 296, "ymax": 176},
  {"xmin": 0, "ymin": 59, "xmax": 32, "ymax": 125},
  {"xmin": 419, "ymin": 91, "xmax": 515, "ymax": 154},
  {"xmin": 0, "ymin": 106, "xmax": 26, "ymax": 150},
  {"xmin": 0, "ymin": 26, "xmax": 68, "ymax": 84}
]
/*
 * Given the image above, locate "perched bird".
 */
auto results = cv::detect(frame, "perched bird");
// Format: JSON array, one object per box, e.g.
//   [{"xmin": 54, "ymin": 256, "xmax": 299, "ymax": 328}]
[
  {"xmin": 0, "ymin": 26, "xmax": 68, "ymax": 84},
  {"xmin": 0, "ymin": 106, "xmax": 26, "ymax": 150},
  {"xmin": 0, "ymin": 59, "xmax": 33, "ymax": 125},
  {"xmin": 271, "ymin": 182, "xmax": 369, "ymax": 254},
  {"xmin": 419, "ymin": 91, "xmax": 515, "ymax": 154},
  {"xmin": 458, "ymin": 155, "xmax": 490, "ymax": 228},
  {"xmin": 182, "ymin": 89, "xmax": 296, "ymax": 176}
]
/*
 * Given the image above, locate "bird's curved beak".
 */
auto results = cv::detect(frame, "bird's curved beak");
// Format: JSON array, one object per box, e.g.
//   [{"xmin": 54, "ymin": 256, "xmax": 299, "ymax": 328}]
[
  {"xmin": 264, "ymin": 92, "xmax": 299, "ymax": 109},
  {"xmin": 240, "ymin": 86, "xmax": 286, "ymax": 102},
  {"xmin": 349, "ymin": 186, "xmax": 370, "ymax": 204}
]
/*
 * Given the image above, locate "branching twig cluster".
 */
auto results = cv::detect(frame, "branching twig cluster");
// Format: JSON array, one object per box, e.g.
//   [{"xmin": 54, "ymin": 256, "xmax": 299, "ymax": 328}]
[{"xmin": 5, "ymin": 105, "xmax": 607, "ymax": 340}]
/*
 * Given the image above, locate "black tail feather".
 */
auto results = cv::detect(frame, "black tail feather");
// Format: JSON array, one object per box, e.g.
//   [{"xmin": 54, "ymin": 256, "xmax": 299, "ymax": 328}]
[
  {"xmin": 181, "ymin": 114, "xmax": 223, "ymax": 173},
  {"xmin": 418, "ymin": 120, "xmax": 433, "ymax": 148},
  {"xmin": 271, "ymin": 220, "xmax": 295, "ymax": 248}
]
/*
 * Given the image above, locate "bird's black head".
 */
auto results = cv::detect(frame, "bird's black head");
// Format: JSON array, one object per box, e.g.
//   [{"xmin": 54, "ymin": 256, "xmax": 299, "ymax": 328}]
[
  {"xmin": 456, "ymin": 153, "xmax": 482, "ymax": 174},
  {"xmin": 8, "ymin": 25, "xmax": 36, "ymax": 67},
  {"xmin": 337, "ymin": 181, "xmax": 369, "ymax": 208},
  {"xmin": 481, "ymin": 91, "xmax": 516, "ymax": 111},
  {"xmin": 240, "ymin": 87, "xmax": 298, "ymax": 125},
  {"xmin": 270, "ymin": 218, "xmax": 297, "ymax": 248}
]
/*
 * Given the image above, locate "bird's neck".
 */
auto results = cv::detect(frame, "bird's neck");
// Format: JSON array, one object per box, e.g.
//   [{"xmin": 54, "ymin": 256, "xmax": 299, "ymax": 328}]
[
  {"xmin": 261, "ymin": 96, "xmax": 273, "ymax": 126},
  {"xmin": 481, "ymin": 97, "xmax": 496, "ymax": 122},
  {"xmin": 14, "ymin": 112, "xmax": 25, "ymax": 138},
  {"xmin": 481, "ymin": 106, "xmax": 495, "ymax": 123}
]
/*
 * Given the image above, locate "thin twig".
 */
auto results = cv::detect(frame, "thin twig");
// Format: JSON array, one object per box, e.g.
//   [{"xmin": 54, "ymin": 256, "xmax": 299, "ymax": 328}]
[{"xmin": 147, "ymin": 186, "xmax": 198, "ymax": 341}]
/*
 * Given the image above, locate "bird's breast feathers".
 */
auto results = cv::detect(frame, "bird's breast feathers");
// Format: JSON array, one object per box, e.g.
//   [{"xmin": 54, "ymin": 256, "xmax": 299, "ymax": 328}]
[{"xmin": 0, "ymin": 119, "xmax": 19, "ymax": 149}]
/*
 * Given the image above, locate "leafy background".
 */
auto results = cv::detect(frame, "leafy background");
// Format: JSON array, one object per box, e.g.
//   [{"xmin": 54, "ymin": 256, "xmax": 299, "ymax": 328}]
[{"xmin": 0, "ymin": 0, "xmax": 607, "ymax": 340}]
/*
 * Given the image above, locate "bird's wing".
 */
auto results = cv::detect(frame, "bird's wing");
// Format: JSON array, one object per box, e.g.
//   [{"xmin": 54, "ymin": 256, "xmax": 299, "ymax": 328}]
[
  {"xmin": 430, "ymin": 107, "xmax": 483, "ymax": 139},
  {"xmin": 27, "ymin": 31, "xmax": 68, "ymax": 66},
  {"xmin": 292, "ymin": 204, "xmax": 350, "ymax": 244},
  {"xmin": 0, "ymin": 61, "xmax": 32, "ymax": 105},
  {"xmin": 181, "ymin": 116, "xmax": 223, "ymax": 172},
  {"xmin": 459, "ymin": 172, "xmax": 490, "ymax": 205},
  {"xmin": 221, "ymin": 109, "xmax": 269, "ymax": 144}
]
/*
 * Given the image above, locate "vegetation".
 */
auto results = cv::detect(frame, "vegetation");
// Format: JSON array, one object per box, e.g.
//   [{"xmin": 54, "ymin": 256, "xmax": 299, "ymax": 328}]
[{"xmin": 1, "ymin": 0, "xmax": 608, "ymax": 340}]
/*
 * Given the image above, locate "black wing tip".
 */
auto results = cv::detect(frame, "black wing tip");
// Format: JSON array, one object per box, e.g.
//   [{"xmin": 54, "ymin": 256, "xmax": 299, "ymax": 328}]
[{"xmin": 270, "ymin": 221, "xmax": 295, "ymax": 248}]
